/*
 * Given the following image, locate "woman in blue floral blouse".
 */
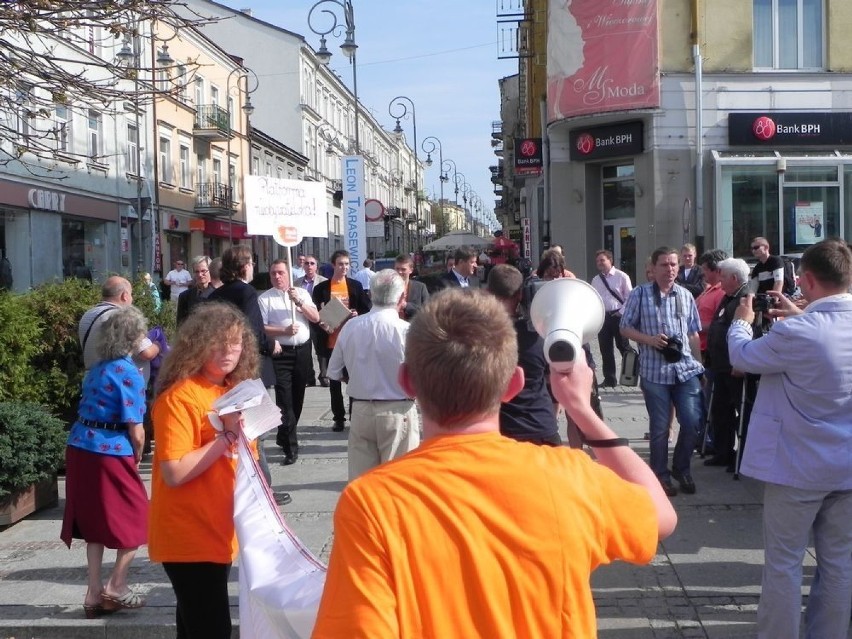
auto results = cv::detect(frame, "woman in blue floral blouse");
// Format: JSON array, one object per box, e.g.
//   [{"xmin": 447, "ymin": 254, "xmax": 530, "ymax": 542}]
[{"xmin": 61, "ymin": 305, "xmax": 150, "ymax": 618}]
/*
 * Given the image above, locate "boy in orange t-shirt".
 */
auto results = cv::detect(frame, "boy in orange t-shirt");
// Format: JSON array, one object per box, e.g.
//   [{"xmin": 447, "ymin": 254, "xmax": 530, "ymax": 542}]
[{"xmin": 312, "ymin": 289, "xmax": 678, "ymax": 639}]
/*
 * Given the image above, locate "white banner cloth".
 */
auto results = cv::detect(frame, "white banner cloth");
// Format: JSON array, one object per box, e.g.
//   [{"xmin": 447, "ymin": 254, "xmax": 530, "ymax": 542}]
[{"xmin": 235, "ymin": 437, "xmax": 327, "ymax": 638}]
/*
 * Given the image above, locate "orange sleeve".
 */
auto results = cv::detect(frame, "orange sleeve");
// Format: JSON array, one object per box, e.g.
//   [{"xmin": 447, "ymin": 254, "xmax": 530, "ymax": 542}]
[
  {"xmin": 586, "ymin": 460, "xmax": 659, "ymax": 567},
  {"xmin": 312, "ymin": 487, "xmax": 398, "ymax": 639},
  {"xmin": 152, "ymin": 386, "xmax": 213, "ymax": 461}
]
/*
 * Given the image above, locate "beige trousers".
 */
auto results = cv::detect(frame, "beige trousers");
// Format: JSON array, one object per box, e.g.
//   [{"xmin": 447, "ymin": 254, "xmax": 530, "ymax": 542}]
[{"xmin": 348, "ymin": 399, "xmax": 420, "ymax": 480}]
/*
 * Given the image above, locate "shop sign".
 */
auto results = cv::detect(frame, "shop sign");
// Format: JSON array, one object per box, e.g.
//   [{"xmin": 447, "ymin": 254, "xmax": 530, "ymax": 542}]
[
  {"xmin": 546, "ymin": 0, "xmax": 659, "ymax": 121},
  {"xmin": 569, "ymin": 121, "xmax": 644, "ymax": 161},
  {"xmin": 0, "ymin": 178, "xmax": 117, "ymax": 220},
  {"xmin": 27, "ymin": 188, "xmax": 66, "ymax": 212},
  {"xmin": 514, "ymin": 138, "xmax": 543, "ymax": 176},
  {"xmin": 728, "ymin": 112, "xmax": 852, "ymax": 146},
  {"xmin": 205, "ymin": 220, "xmax": 251, "ymax": 240},
  {"xmin": 521, "ymin": 217, "xmax": 531, "ymax": 259}
]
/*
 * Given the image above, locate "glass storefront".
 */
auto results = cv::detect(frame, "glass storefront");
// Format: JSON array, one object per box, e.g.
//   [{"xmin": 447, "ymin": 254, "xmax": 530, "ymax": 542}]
[
  {"xmin": 602, "ymin": 164, "xmax": 636, "ymax": 220},
  {"xmin": 0, "ymin": 207, "xmax": 115, "ymax": 291},
  {"xmin": 165, "ymin": 231, "xmax": 189, "ymax": 271},
  {"xmin": 62, "ymin": 217, "xmax": 108, "ymax": 281},
  {"xmin": 715, "ymin": 153, "xmax": 849, "ymax": 258}
]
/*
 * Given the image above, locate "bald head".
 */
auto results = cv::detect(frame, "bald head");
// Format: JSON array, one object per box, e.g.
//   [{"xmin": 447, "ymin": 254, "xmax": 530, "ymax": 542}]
[{"xmin": 102, "ymin": 276, "xmax": 132, "ymax": 305}]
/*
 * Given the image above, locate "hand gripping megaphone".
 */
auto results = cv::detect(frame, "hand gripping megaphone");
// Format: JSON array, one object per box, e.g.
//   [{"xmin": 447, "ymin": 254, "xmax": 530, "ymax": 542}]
[{"xmin": 529, "ymin": 278, "xmax": 605, "ymax": 373}]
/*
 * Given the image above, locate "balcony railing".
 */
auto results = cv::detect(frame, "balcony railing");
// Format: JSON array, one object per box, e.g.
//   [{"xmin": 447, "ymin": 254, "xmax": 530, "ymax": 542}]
[
  {"xmin": 194, "ymin": 105, "xmax": 231, "ymax": 140},
  {"xmin": 195, "ymin": 182, "xmax": 235, "ymax": 214}
]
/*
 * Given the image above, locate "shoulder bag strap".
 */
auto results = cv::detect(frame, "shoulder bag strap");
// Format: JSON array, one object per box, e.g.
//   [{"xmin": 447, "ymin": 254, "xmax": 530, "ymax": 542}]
[
  {"xmin": 81, "ymin": 305, "xmax": 114, "ymax": 353},
  {"xmin": 598, "ymin": 273, "xmax": 624, "ymax": 306}
]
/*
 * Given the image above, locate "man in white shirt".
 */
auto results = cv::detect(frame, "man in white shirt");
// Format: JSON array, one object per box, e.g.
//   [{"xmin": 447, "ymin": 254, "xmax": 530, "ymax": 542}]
[
  {"xmin": 258, "ymin": 259, "xmax": 320, "ymax": 465},
  {"xmin": 353, "ymin": 258, "xmax": 375, "ymax": 295},
  {"xmin": 328, "ymin": 269, "xmax": 420, "ymax": 479},
  {"xmin": 291, "ymin": 254, "xmax": 306, "ymax": 280},
  {"xmin": 163, "ymin": 259, "xmax": 193, "ymax": 304},
  {"xmin": 590, "ymin": 249, "xmax": 633, "ymax": 387}
]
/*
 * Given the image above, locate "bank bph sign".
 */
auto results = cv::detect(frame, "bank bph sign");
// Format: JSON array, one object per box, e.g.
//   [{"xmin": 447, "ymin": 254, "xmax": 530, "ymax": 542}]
[{"xmin": 728, "ymin": 112, "xmax": 852, "ymax": 146}]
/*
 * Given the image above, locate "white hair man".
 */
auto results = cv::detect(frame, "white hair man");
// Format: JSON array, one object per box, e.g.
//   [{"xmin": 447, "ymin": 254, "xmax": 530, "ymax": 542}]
[
  {"xmin": 327, "ymin": 269, "xmax": 420, "ymax": 479},
  {"xmin": 78, "ymin": 276, "xmax": 159, "ymax": 384},
  {"xmin": 704, "ymin": 258, "xmax": 753, "ymax": 471}
]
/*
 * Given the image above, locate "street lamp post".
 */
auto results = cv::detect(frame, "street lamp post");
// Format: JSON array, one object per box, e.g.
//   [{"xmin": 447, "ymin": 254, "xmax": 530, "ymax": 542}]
[
  {"xmin": 226, "ymin": 65, "xmax": 258, "ymax": 243},
  {"xmin": 421, "ymin": 135, "xmax": 444, "ymax": 237},
  {"xmin": 389, "ymin": 96, "xmax": 420, "ymax": 249},
  {"xmin": 441, "ymin": 158, "xmax": 458, "ymax": 206},
  {"xmin": 308, "ymin": 0, "xmax": 359, "ymax": 154},
  {"xmin": 117, "ymin": 28, "xmax": 174, "ymax": 275}
]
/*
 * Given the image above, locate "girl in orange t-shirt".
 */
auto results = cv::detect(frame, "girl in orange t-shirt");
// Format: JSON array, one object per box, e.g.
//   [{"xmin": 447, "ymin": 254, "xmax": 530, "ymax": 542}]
[{"xmin": 149, "ymin": 302, "xmax": 259, "ymax": 639}]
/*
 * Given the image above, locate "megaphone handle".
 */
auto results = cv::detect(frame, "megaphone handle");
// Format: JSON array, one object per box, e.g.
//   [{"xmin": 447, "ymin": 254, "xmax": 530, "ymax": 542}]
[{"xmin": 583, "ymin": 437, "xmax": 629, "ymax": 448}]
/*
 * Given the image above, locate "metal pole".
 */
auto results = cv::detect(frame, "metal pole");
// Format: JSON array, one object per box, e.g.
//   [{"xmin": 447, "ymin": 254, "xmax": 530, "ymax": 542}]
[
  {"xmin": 135, "ymin": 32, "xmax": 144, "ymax": 275},
  {"xmin": 351, "ymin": 49, "xmax": 359, "ymax": 154}
]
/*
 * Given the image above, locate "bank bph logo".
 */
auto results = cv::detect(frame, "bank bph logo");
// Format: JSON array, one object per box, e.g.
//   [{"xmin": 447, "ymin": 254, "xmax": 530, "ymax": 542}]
[
  {"xmin": 576, "ymin": 133, "xmax": 595, "ymax": 155},
  {"xmin": 752, "ymin": 116, "xmax": 776, "ymax": 141}
]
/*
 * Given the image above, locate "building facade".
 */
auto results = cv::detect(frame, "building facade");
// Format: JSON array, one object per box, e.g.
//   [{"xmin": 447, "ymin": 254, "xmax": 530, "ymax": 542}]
[
  {"xmin": 183, "ymin": 0, "xmax": 427, "ymax": 263},
  {"xmin": 0, "ymin": 21, "xmax": 141, "ymax": 290},
  {"xmin": 499, "ymin": 0, "xmax": 852, "ymax": 282}
]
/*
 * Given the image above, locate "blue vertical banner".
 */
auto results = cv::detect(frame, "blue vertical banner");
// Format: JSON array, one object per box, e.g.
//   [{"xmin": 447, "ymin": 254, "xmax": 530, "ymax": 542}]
[{"xmin": 342, "ymin": 156, "xmax": 366, "ymax": 276}]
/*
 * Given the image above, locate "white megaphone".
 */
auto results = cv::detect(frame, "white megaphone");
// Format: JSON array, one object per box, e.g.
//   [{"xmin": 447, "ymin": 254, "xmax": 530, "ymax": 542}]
[{"xmin": 529, "ymin": 278, "xmax": 605, "ymax": 373}]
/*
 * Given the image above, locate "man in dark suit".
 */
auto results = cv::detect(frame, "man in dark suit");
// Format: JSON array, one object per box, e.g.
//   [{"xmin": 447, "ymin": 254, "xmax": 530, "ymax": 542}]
[
  {"xmin": 440, "ymin": 245, "xmax": 481, "ymax": 289},
  {"xmin": 676, "ymin": 243, "xmax": 705, "ymax": 298},
  {"xmin": 394, "ymin": 254, "xmax": 429, "ymax": 320},
  {"xmin": 295, "ymin": 255, "xmax": 327, "ymax": 386},
  {"xmin": 312, "ymin": 250, "xmax": 371, "ymax": 431}
]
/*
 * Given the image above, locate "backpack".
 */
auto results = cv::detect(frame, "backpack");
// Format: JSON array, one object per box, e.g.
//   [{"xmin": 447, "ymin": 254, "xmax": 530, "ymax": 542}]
[{"xmin": 781, "ymin": 257, "xmax": 797, "ymax": 296}]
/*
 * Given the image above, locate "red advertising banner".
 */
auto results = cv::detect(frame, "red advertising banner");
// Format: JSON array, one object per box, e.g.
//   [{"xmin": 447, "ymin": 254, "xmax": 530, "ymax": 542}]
[{"xmin": 547, "ymin": 0, "xmax": 660, "ymax": 122}]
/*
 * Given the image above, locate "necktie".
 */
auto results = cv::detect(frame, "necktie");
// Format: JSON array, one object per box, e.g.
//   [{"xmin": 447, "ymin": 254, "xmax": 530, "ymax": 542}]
[{"xmin": 305, "ymin": 279, "xmax": 314, "ymax": 294}]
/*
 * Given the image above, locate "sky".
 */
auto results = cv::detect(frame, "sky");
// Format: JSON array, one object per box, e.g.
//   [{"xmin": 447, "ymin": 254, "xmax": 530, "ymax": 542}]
[{"xmin": 218, "ymin": 0, "xmax": 517, "ymax": 229}]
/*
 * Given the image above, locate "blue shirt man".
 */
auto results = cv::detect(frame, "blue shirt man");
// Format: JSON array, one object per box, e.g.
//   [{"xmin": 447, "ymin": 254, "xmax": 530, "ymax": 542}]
[
  {"xmin": 727, "ymin": 239, "xmax": 852, "ymax": 639},
  {"xmin": 620, "ymin": 247, "xmax": 704, "ymax": 497}
]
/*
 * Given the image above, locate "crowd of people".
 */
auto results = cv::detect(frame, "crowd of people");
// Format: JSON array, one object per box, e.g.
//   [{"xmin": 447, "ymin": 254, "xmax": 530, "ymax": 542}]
[{"xmin": 58, "ymin": 237, "xmax": 851, "ymax": 638}]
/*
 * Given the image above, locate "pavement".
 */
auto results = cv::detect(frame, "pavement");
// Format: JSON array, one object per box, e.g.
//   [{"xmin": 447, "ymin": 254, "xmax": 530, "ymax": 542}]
[{"xmin": 0, "ymin": 367, "xmax": 846, "ymax": 638}]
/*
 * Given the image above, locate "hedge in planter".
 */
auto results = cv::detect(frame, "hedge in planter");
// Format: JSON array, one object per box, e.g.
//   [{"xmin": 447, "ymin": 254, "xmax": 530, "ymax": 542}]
[
  {"xmin": 0, "ymin": 292, "xmax": 44, "ymax": 405},
  {"xmin": 20, "ymin": 278, "xmax": 100, "ymax": 422},
  {"xmin": 0, "ymin": 402, "xmax": 67, "ymax": 500}
]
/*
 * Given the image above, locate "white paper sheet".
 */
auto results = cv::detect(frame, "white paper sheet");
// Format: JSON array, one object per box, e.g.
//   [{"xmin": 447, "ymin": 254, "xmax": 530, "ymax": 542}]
[{"xmin": 213, "ymin": 378, "xmax": 282, "ymax": 441}]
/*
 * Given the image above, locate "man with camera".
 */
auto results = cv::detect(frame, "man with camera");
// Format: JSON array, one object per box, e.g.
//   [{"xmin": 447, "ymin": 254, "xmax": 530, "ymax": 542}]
[
  {"xmin": 620, "ymin": 247, "xmax": 704, "ymax": 497},
  {"xmin": 704, "ymin": 258, "xmax": 753, "ymax": 472},
  {"xmin": 728, "ymin": 239, "xmax": 852, "ymax": 639}
]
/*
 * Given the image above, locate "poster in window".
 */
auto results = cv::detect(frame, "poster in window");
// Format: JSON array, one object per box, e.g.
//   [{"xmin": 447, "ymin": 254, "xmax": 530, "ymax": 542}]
[{"xmin": 794, "ymin": 201, "xmax": 823, "ymax": 245}]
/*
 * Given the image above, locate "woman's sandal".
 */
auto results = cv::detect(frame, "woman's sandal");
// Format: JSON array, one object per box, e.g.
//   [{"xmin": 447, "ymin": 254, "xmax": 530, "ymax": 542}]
[
  {"xmin": 83, "ymin": 602, "xmax": 104, "ymax": 619},
  {"xmin": 101, "ymin": 589, "xmax": 146, "ymax": 611}
]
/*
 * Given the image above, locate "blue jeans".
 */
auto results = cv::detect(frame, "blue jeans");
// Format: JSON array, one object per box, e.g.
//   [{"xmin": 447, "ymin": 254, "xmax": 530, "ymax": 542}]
[{"xmin": 640, "ymin": 376, "xmax": 702, "ymax": 481}]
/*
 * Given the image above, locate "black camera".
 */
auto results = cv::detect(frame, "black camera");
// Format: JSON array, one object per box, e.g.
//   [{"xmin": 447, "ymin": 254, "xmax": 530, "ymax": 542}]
[
  {"xmin": 752, "ymin": 293, "xmax": 777, "ymax": 313},
  {"xmin": 661, "ymin": 336, "xmax": 684, "ymax": 363}
]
